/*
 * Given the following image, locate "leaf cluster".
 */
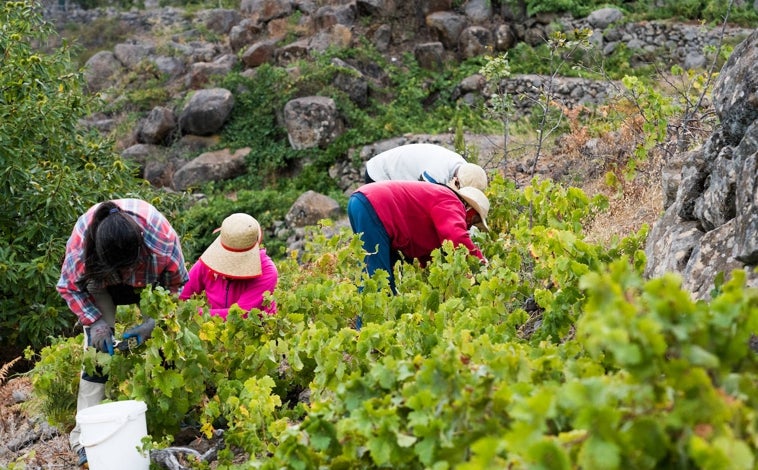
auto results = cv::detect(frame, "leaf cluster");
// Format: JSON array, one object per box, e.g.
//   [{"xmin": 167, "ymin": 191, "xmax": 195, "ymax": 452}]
[
  {"xmin": 0, "ymin": 1, "xmax": 179, "ymax": 349},
  {"xmin": 30, "ymin": 176, "xmax": 758, "ymax": 468}
]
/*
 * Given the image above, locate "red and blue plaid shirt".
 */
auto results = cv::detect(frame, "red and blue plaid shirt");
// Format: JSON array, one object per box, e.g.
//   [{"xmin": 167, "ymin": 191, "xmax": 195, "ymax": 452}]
[{"xmin": 56, "ymin": 199, "xmax": 189, "ymax": 325}]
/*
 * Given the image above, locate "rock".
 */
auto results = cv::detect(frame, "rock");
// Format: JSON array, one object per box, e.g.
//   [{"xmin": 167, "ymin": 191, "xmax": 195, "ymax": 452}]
[
  {"xmin": 586, "ymin": 7, "xmax": 623, "ymax": 30},
  {"xmin": 426, "ymin": 11, "xmax": 467, "ymax": 49},
  {"xmin": 137, "ymin": 106, "xmax": 177, "ymax": 145},
  {"xmin": 283, "ymin": 96, "xmax": 344, "ymax": 149},
  {"xmin": 284, "ymin": 190, "xmax": 342, "ymax": 227},
  {"xmin": 172, "ymin": 147, "xmax": 250, "ymax": 190},
  {"xmin": 178, "ymin": 88, "xmax": 235, "ymax": 136},
  {"xmin": 84, "ymin": 51, "xmax": 123, "ymax": 92}
]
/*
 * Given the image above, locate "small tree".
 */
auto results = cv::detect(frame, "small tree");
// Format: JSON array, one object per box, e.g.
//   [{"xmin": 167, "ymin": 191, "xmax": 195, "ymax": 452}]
[
  {"xmin": 479, "ymin": 52, "xmax": 513, "ymax": 171},
  {"xmin": 0, "ymin": 0, "xmax": 156, "ymax": 350}
]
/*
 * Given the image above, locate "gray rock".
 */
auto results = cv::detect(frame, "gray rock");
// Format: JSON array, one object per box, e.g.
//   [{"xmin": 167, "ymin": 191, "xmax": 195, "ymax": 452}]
[
  {"xmin": 463, "ymin": 0, "xmax": 491, "ymax": 23},
  {"xmin": 285, "ymin": 190, "xmax": 342, "ymax": 228},
  {"xmin": 458, "ymin": 26, "xmax": 493, "ymax": 59},
  {"xmin": 283, "ymin": 96, "xmax": 344, "ymax": 149},
  {"xmin": 178, "ymin": 88, "xmax": 235, "ymax": 136},
  {"xmin": 426, "ymin": 11, "xmax": 467, "ymax": 49},
  {"xmin": 84, "ymin": 50, "xmax": 123, "ymax": 92},
  {"xmin": 172, "ymin": 147, "xmax": 250, "ymax": 190},
  {"xmin": 414, "ymin": 42, "xmax": 445, "ymax": 71},
  {"xmin": 196, "ymin": 8, "xmax": 241, "ymax": 35},
  {"xmin": 137, "ymin": 106, "xmax": 177, "ymax": 145},
  {"xmin": 645, "ymin": 31, "xmax": 758, "ymax": 298},
  {"xmin": 587, "ymin": 7, "xmax": 623, "ymax": 30}
]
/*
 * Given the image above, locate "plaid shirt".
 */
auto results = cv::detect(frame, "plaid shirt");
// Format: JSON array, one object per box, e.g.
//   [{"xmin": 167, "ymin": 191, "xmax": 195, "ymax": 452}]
[{"xmin": 57, "ymin": 199, "xmax": 189, "ymax": 325}]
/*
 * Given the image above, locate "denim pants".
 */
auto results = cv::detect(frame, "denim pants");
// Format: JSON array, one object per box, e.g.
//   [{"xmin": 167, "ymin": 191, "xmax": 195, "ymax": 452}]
[{"xmin": 347, "ymin": 192, "xmax": 400, "ymax": 294}]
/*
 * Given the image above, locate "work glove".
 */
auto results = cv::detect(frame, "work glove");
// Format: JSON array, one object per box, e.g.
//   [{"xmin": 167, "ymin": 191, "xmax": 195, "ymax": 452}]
[
  {"xmin": 122, "ymin": 317, "xmax": 156, "ymax": 347},
  {"xmin": 89, "ymin": 317, "xmax": 114, "ymax": 355}
]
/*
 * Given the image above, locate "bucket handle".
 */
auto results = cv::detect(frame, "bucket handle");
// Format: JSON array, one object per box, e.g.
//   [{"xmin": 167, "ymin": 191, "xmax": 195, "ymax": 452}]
[{"xmin": 79, "ymin": 415, "xmax": 134, "ymax": 448}]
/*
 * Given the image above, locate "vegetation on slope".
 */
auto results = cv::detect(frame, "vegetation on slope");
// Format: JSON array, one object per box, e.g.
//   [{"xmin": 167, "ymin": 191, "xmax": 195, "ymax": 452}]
[{"xmin": 2, "ymin": 0, "xmax": 757, "ymax": 467}]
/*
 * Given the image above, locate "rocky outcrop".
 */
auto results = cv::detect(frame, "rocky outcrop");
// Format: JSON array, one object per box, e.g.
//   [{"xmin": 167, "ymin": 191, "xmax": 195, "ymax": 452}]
[{"xmin": 644, "ymin": 30, "xmax": 758, "ymax": 299}]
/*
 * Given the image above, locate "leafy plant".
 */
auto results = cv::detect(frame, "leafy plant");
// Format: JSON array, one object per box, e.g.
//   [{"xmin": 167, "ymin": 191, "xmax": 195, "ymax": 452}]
[
  {"xmin": 27, "ymin": 174, "xmax": 758, "ymax": 468},
  {"xmin": 0, "ymin": 0, "xmax": 180, "ymax": 351}
]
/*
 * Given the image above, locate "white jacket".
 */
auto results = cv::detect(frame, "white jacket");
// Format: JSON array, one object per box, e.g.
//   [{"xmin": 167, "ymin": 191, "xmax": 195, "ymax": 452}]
[{"xmin": 365, "ymin": 143, "xmax": 465, "ymax": 184}]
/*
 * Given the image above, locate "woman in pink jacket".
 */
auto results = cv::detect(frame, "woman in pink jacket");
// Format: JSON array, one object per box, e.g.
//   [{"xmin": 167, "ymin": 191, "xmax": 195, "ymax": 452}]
[{"xmin": 180, "ymin": 213, "xmax": 278, "ymax": 318}]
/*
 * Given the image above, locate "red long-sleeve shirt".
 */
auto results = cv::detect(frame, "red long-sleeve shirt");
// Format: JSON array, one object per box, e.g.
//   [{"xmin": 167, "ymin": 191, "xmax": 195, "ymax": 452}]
[{"xmin": 355, "ymin": 181, "xmax": 484, "ymax": 265}]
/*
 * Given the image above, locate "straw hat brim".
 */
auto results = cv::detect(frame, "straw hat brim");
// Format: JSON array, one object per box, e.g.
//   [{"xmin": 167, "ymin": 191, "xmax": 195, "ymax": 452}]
[
  {"xmin": 449, "ymin": 185, "xmax": 490, "ymax": 231},
  {"xmin": 200, "ymin": 236, "xmax": 262, "ymax": 279}
]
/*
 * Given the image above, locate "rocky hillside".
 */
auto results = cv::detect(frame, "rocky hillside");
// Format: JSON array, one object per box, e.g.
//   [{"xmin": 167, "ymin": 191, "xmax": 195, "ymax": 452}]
[{"xmin": 41, "ymin": 0, "xmax": 758, "ymax": 297}]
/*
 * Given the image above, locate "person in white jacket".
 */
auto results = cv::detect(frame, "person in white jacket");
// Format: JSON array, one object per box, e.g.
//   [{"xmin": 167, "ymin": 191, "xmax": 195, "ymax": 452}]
[{"xmin": 364, "ymin": 143, "xmax": 488, "ymax": 191}]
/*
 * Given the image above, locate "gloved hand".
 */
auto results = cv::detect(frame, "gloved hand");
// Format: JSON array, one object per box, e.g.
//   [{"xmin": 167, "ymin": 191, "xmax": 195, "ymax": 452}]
[
  {"xmin": 89, "ymin": 317, "xmax": 114, "ymax": 355},
  {"xmin": 122, "ymin": 317, "xmax": 156, "ymax": 347}
]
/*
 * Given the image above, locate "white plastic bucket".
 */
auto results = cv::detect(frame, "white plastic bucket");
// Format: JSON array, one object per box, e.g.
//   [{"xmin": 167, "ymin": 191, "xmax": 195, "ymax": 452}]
[{"xmin": 76, "ymin": 400, "xmax": 149, "ymax": 470}]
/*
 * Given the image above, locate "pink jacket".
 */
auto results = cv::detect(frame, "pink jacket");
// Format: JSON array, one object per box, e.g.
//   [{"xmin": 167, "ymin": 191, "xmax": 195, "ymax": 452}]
[{"xmin": 180, "ymin": 248, "xmax": 278, "ymax": 319}]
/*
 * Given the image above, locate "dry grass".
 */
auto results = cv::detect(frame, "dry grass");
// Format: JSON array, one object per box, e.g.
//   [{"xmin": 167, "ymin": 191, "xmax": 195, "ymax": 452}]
[
  {"xmin": 0, "ymin": 357, "xmax": 21, "ymax": 387},
  {"xmin": 583, "ymin": 171, "xmax": 664, "ymax": 246}
]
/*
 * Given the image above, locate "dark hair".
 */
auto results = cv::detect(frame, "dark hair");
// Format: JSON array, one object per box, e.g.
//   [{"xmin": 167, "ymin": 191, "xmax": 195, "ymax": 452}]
[{"xmin": 81, "ymin": 201, "xmax": 144, "ymax": 283}]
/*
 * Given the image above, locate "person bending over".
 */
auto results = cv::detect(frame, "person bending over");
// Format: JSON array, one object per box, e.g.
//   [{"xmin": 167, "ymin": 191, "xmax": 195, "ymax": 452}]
[
  {"xmin": 57, "ymin": 198, "xmax": 188, "ymax": 468},
  {"xmin": 347, "ymin": 180, "xmax": 489, "ymax": 295},
  {"xmin": 364, "ymin": 143, "xmax": 488, "ymax": 191},
  {"xmin": 180, "ymin": 213, "xmax": 278, "ymax": 319}
]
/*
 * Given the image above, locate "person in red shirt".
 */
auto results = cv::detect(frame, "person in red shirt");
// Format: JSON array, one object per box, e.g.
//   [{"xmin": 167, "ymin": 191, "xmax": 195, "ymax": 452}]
[
  {"xmin": 347, "ymin": 180, "xmax": 489, "ymax": 295},
  {"xmin": 57, "ymin": 198, "xmax": 188, "ymax": 468}
]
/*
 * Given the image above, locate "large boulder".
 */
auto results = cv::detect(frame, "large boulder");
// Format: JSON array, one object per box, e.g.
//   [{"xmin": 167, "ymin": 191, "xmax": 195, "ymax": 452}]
[
  {"xmin": 172, "ymin": 147, "xmax": 250, "ymax": 190},
  {"xmin": 644, "ymin": 30, "xmax": 758, "ymax": 298},
  {"xmin": 178, "ymin": 88, "xmax": 235, "ymax": 136},
  {"xmin": 283, "ymin": 96, "xmax": 344, "ymax": 150}
]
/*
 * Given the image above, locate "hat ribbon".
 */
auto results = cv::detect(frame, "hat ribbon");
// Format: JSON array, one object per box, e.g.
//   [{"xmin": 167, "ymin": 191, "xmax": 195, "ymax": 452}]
[{"xmin": 220, "ymin": 242, "xmax": 258, "ymax": 252}]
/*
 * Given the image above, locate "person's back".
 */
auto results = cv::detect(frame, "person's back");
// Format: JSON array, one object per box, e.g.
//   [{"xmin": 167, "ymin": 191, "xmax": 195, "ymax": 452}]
[
  {"xmin": 365, "ymin": 143, "xmax": 466, "ymax": 184},
  {"xmin": 348, "ymin": 180, "xmax": 489, "ymax": 295},
  {"xmin": 355, "ymin": 181, "xmax": 483, "ymax": 264}
]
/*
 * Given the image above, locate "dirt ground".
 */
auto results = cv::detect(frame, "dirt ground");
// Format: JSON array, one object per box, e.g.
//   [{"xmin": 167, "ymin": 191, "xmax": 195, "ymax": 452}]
[{"xmin": 0, "ymin": 374, "xmax": 76, "ymax": 469}]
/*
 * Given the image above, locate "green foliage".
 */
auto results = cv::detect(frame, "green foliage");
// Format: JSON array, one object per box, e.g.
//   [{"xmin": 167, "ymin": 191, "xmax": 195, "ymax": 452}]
[
  {"xmin": 18, "ymin": 2, "xmax": 758, "ymax": 468},
  {"xmin": 219, "ymin": 66, "xmax": 298, "ymax": 185},
  {"xmin": 23, "ymin": 336, "xmax": 82, "ymax": 431},
  {"xmin": 617, "ymin": 75, "xmax": 679, "ymax": 175},
  {"xmin": 178, "ymin": 188, "xmax": 300, "ymax": 261},
  {"xmin": 0, "ymin": 0, "xmax": 171, "ymax": 350},
  {"xmin": 29, "ymin": 176, "xmax": 758, "ymax": 467}
]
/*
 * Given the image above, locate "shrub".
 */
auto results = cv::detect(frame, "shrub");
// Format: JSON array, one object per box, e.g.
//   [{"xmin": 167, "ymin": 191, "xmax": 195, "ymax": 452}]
[{"xmin": 0, "ymin": 0, "xmax": 178, "ymax": 350}]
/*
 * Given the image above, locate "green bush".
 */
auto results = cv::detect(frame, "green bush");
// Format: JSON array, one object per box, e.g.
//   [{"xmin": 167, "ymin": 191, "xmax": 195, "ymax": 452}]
[
  {"xmin": 0, "ymin": 0, "xmax": 178, "ymax": 350},
  {"xmin": 28, "ymin": 178, "xmax": 758, "ymax": 468}
]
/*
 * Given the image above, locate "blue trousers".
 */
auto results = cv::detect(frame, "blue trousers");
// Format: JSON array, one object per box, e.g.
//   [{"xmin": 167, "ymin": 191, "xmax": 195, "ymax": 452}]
[{"xmin": 347, "ymin": 192, "xmax": 400, "ymax": 294}]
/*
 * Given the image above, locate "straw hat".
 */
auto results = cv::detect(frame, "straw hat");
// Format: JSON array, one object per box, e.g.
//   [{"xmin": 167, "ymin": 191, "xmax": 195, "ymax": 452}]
[
  {"xmin": 452, "ymin": 185, "xmax": 490, "ymax": 231},
  {"xmin": 200, "ymin": 213, "xmax": 262, "ymax": 279},
  {"xmin": 454, "ymin": 163, "xmax": 488, "ymax": 191}
]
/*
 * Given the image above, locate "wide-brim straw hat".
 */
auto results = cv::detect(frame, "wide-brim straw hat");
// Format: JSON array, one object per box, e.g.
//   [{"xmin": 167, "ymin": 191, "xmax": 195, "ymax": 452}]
[
  {"xmin": 200, "ymin": 213, "xmax": 262, "ymax": 279},
  {"xmin": 450, "ymin": 185, "xmax": 490, "ymax": 231},
  {"xmin": 455, "ymin": 163, "xmax": 488, "ymax": 191}
]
